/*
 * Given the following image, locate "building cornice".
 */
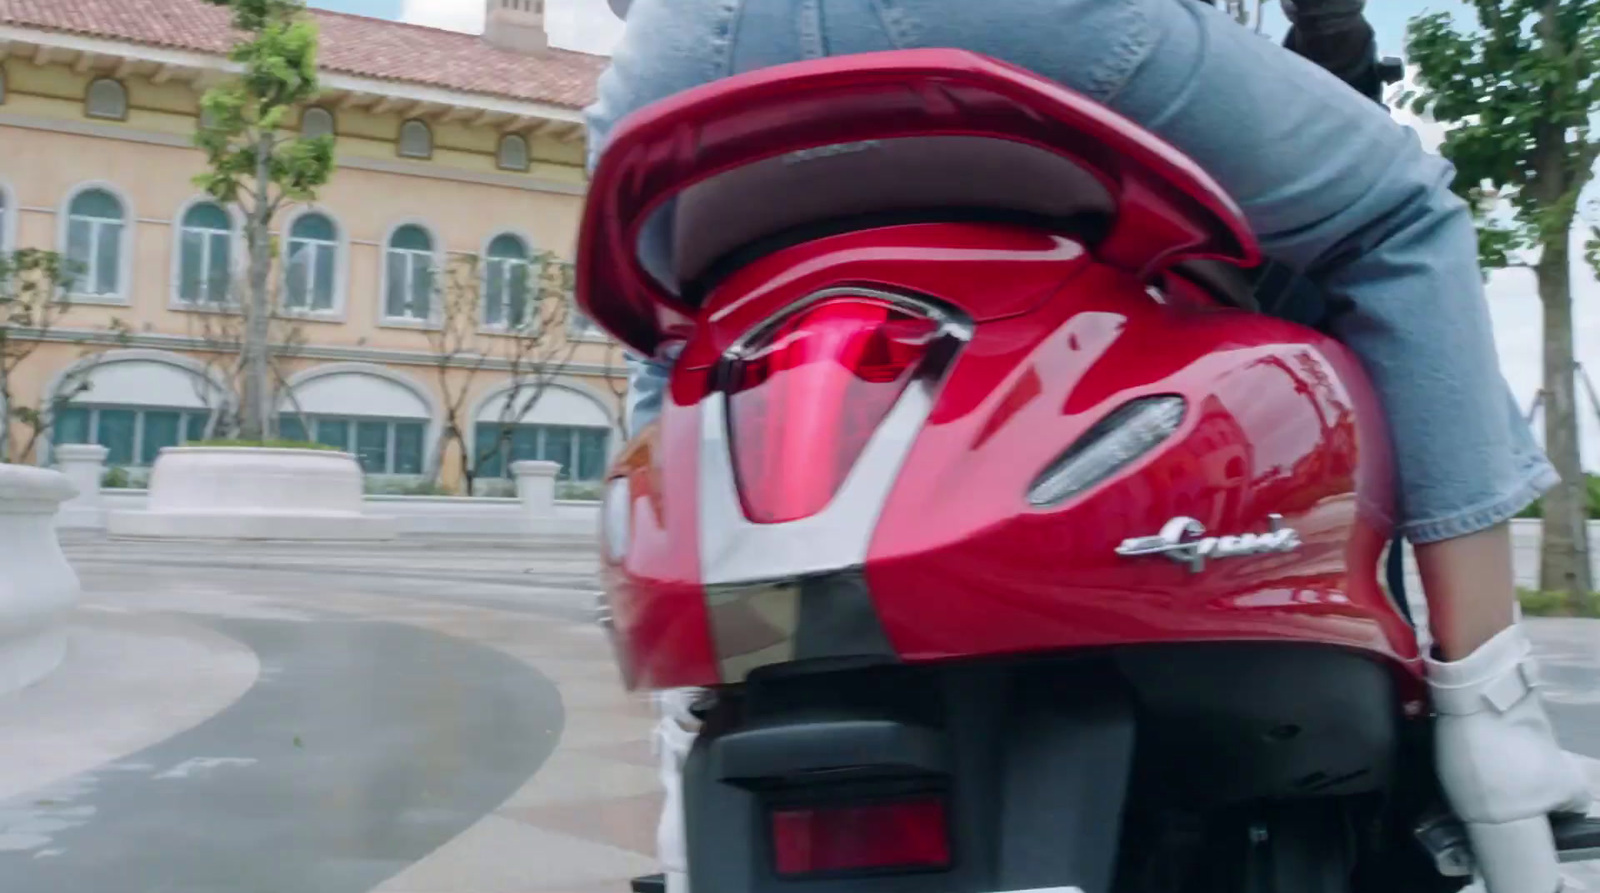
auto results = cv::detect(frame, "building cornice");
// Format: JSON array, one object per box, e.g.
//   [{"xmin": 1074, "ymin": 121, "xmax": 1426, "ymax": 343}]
[
  {"xmin": 15, "ymin": 326, "xmax": 628, "ymax": 378},
  {"xmin": 0, "ymin": 25, "xmax": 588, "ymax": 133},
  {"xmin": 0, "ymin": 110, "xmax": 587, "ymax": 196}
]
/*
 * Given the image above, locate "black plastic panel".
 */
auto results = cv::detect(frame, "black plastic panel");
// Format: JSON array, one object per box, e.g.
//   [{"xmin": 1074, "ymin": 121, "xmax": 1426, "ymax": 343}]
[
  {"xmin": 684, "ymin": 662, "xmax": 1135, "ymax": 893},
  {"xmin": 1118, "ymin": 644, "xmax": 1398, "ymax": 807},
  {"xmin": 792, "ymin": 571, "xmax": 898, "ymax": 664},
  {"xmin": 713, "ymin": 719, "xmax": 949, "ymax": 786},
  {"xmin": 681, "ymin": 645, "xmax": 1404, "ymax": 893}
]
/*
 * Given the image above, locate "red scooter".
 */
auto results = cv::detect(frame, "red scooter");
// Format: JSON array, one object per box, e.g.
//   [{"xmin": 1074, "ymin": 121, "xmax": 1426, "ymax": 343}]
[{"xmin": 579, "ymin": 50, "xmax": 1600, "ymax": 892}]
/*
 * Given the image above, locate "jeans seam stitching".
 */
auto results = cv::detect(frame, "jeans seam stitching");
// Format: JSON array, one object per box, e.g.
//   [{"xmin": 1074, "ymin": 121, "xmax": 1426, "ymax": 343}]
[
  {"xmin": 708, "ymin": 0, "xmax": 742, "ymax": 81},
  {"xmin": 1400, "ymin": 463, "xmax": 1560, "ymax": 544},
  {"xmin": 1092, "ymin": 3, "xmax": 1152, "ymax": 104},
  {"xmin": 869, "ymin": 0, "xmax": 920, "ymax": 50}
]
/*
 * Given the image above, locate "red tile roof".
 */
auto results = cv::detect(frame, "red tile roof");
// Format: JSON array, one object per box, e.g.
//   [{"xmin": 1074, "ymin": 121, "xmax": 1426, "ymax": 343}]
[{"xmin": 0, "ymin": 0, "xmax": 607, "ymax": 109}]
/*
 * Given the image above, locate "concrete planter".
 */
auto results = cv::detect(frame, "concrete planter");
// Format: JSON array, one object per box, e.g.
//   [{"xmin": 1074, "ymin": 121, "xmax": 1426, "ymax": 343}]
[
  {"xmin": 107, "ymin": 447, "xmax": 395, "ymax": 540},
  {"xmin": 0, "ymin": 464, "xmax": 80, "ymax": 694}
]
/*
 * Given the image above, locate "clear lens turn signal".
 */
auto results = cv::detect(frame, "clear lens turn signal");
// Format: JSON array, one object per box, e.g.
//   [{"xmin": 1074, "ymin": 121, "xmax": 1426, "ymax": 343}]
[{"xmin": 1027, "ymin": 396, "xmax": 1187, "ymax": 508}]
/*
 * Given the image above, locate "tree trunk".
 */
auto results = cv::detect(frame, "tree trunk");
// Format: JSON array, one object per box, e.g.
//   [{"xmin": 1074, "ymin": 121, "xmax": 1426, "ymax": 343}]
[
  {"xmin": 1536, "ymin": 231, "xmax": 1594, "ymax": 601},
  {"xmin": 0, "ymin": 361, "xmax": 11, "ymax": 465},
  {"xmin": 460, "ymin": 431, "xmax": 477, "ymax": 497},
  {"xmin": 238, "ymin": 134, "xmax": 274, "ymax": 442}
]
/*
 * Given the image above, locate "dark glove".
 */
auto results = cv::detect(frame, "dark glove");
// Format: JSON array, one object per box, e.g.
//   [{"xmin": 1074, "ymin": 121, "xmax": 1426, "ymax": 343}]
[{"xmin": 1279, "ymin": 0, "xmax": 1386, "ymax": 103}]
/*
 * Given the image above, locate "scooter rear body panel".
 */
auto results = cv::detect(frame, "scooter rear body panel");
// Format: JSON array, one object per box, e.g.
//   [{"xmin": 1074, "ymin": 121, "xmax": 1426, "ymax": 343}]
[{"xmin": 578, "ymin": 48, "xmax": 1471, "ymax": 893}]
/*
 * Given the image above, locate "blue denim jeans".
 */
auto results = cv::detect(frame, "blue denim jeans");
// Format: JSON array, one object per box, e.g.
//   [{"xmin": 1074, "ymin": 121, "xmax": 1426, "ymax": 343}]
[{"xmin": 585, "ymin": 0, "xmax": 1557, "ymax": 545}]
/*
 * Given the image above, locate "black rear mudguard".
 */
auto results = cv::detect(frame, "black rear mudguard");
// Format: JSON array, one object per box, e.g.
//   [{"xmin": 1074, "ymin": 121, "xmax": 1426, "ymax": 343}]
[
  {"xmin": 684, "ymin": 663, "xmax": 1134, "ymax": 893},
  {"xmin": 676, "ymin": 647, "xmax": 1411, "ymax": 893}
]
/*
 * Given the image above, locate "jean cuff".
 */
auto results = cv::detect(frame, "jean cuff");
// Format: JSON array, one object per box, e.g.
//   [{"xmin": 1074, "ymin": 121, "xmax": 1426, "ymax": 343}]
[{"xmin": 1398, "ymin": 459, "xmax": 1561, "ymax": 545}]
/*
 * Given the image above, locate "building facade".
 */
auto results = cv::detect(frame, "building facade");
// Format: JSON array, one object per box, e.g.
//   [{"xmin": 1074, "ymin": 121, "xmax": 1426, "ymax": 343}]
[{"xmin": 0, "ymin": 0, "xmax": 622, "ymax": 494}]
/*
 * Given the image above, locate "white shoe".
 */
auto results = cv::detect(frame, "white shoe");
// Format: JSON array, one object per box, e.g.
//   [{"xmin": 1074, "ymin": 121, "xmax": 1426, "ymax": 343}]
[
  {"xmin": 655, "ymin": 688, "xmax": 703, "ymax": 893},
  {"xmin": 1428, "ymin": 625, "xmax": 1591, "ymax": 893}
]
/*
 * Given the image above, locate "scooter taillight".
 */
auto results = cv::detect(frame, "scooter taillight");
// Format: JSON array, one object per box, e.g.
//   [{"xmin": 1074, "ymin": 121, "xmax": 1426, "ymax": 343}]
[
  {"xmin": 770, "ymin": 796, "xmax": 951, "ymax": 876},
  {"xmin": 724, "ymin": 297, "xmax": 939, "ymax": 524}
]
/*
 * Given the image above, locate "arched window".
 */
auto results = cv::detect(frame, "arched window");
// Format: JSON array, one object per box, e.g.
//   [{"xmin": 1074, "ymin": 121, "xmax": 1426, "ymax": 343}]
[
  {"xmin": 384, "ymin": 224, "xmax": 435, "ymax": 321},
  {"xmin": 398, "ymin": 119, "xmax": 432, "ymax": 159},
  {"xmin": 285, "ymin": 212, "xmax": 340, "ymax": 312},
  {"xmin": 302, "ymin": 107, "xmax": 335, "ymax": 139},
  {"xmin": 85, "ymin": 78, "xmax": 128, "ymax": 120},
  {"xmin": 483, "ymin": 234, "xmax": 531, "ymax": 328},
  {"xmin": 64, "ymin": 188, "xmax": 127, "ymax": 298},
  {"xmin": 497, "ymin": 134, "xmax": 530, "ymax": 172},
  {"xmin": 475, "ymin": 424, "xmax": 610, "ymax": 482},
  {"xmin": 177, "ymin": 202, "xmax": 234, "ymax": 304}
]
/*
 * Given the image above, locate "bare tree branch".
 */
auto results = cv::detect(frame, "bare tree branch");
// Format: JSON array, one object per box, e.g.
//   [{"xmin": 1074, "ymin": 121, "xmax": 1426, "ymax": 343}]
[
  {"xmin": 179, "ymin": 260, "xmax": 307, "ymax": 442},
  {"xmin": 603, "ymin": 342, "xmax": 630, "ymax": 439},
  {"xmin": 424, "ymin": 250, "xmax": 587, "ymax": 495},
  {"xmin": 0, "ymin": 249, "xmax": 129, "ymax": 464}
]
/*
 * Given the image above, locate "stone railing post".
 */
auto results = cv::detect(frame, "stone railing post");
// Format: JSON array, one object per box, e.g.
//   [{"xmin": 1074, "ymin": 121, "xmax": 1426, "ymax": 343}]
[
  {"xmin": 511, "ymin": 460, "xmax": 561, "ymax": 527},
  {"xmin": 0, "ymin": 465, "xmax": 80, "ymax": 694},
  {"xmin": 54, "ymin": 443, "xmax": 109, "ymax": 530}
]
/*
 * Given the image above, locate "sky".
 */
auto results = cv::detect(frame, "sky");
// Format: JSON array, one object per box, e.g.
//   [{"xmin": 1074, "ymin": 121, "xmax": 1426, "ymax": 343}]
[
  {"xmin": 310, "ymin": 0, "xmax": 625, "ymax": 53},
  {"xmin": 310, "ymin": 0, "xmax": 1599, "ymax": 467}
]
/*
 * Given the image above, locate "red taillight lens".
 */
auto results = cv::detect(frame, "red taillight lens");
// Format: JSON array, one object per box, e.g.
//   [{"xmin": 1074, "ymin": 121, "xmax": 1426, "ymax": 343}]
[
  {"xmin": 770, "ymin": 797, "xmax": 951, "ymax": 876},
  {"xmin": 725, "ymin": 298, "xmax": 938, "ymax": 524}
]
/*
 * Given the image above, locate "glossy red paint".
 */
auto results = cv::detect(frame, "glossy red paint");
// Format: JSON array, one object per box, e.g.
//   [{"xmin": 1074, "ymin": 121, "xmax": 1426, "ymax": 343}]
[
  {"xmin": 599, "ymin": 400, "xmax": 720, "ymax": 690},
  {"xmin": 677, "ymin": 224, "xmax": 1093, "ymax": 373},
  {"xmin": 863, "ymin": 270, "xmax": 1416, "ymax": 671},
  {"xmin": 575, "ymin": 49, "xmax": 1261, "ymax": 358},
  {"xmin": 589, "ymin": 49, "xmax": 1424, "ymax": 699},
  {"xmin": 725, "ymin": 299, "xmax": 941, "ymax": 524},
  {"xmin": 603, "ymin": 226, "xmax": 1098, "ymax": 688},
  {"xmin": 601, "ymin": 223, "xmax": 1421, "ymax": 692}
]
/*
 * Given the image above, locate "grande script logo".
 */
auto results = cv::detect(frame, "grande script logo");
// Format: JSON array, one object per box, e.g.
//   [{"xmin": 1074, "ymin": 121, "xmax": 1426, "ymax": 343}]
[{"xmin": 1115, "ymin": 514, "xmax": 1302, "ymax": 573}]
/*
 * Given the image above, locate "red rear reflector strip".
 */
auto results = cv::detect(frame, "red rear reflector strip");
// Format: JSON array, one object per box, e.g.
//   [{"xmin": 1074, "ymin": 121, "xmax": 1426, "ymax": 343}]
[
  {"xmin": 770, "ymin": 797, "xmax": 951, "ymax": 876},
  {"xmin": 726, "ymin": 298, "xmax": 938, "ymax": 524}
]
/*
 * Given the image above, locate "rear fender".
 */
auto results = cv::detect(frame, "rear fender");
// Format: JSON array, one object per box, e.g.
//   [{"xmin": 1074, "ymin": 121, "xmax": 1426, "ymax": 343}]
[{"xmin": 683, "ymin": 665, "xmax": 1135, "ymax": 893}]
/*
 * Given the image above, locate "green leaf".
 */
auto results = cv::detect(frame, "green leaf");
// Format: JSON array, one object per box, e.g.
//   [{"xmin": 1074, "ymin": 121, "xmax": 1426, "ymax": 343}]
[
  {"xmin": 1407, "ymin": 1, "xmax": 1600, "ymax": 270},
  {"xmin": 190, "ymin": 0, "xmax": 334, "ymax": 441}
]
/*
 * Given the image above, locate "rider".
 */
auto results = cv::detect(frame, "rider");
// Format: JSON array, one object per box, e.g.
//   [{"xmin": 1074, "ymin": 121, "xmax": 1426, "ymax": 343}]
[{"xmin": 587, "ymin": 2, "xmax": 1589, "ymax": 891}]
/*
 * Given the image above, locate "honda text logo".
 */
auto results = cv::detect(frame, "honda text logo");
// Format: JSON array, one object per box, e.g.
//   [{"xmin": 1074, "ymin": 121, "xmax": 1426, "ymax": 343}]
[{"xmin": 1115, "ymin": 515, "xmax": 1302, "ymax": 573}]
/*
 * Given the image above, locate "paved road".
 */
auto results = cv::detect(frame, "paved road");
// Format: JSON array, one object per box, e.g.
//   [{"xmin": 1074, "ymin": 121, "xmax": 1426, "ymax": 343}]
[
  {"xmin": 62, "ymin": 534, "xmax": 1600, "ymax": 759},
  {"xmin": 2, "ymin": 535, "xmax": 1596, "ymax": 892},
  {"xmin": 2, "ymin": 618, "xmax": 563, "ymax": 891},
  {"xmin": 4, "ymin": 535, "xmax": 657, "ymax": 893}
]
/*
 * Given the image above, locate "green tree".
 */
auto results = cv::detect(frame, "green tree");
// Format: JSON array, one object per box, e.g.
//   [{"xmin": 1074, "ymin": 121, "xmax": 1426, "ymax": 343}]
[
  {"xmin": 195, "ymin": 0, "xmax": 334, "ymax": 440},
  {"xmin": 1407, "ymin": 1, "xmax": 1598, "ymax": 603}
]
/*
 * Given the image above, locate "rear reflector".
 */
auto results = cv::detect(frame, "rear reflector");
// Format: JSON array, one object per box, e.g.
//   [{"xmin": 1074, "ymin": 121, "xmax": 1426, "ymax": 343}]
[
  {"xmin": 725, "ymin": 297, "xmax": 939, "ymax": 523},
  {"xmin": 771, "ymin": 796, "xmax": 951, "ymax": 876}
]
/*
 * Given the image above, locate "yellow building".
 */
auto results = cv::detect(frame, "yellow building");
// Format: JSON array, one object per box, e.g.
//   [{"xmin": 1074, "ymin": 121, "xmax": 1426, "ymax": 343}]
[{"xmin": 0, "ymin": 0, "xmax": 623, "ymax": 494}]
